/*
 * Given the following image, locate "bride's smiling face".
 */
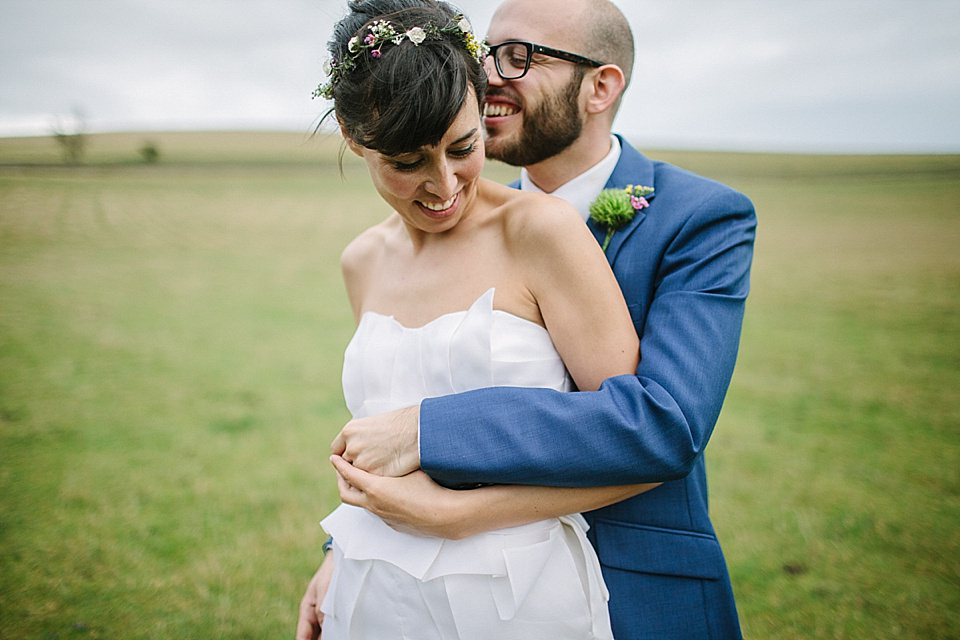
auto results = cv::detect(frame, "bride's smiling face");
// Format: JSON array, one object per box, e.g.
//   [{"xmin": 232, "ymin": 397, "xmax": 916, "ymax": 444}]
[{"xmin": 347, "ymin": 88, "xmax": 485, "ymax": 234}]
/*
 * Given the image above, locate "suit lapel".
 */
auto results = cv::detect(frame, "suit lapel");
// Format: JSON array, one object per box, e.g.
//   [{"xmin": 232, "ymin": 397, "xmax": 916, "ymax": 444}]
[{"xmin": 592, "ymin": 137, "xmax": 657, "ymax": 264}]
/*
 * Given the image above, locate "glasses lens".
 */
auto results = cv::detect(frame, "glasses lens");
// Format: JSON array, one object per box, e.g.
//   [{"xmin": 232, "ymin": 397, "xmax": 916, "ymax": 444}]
[{"xmin": 495, "ymin": 42, "xmax": 530, "ymax": 79}]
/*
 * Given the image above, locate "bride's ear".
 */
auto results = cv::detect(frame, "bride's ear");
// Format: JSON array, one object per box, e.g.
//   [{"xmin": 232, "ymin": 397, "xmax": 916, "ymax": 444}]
[{"xmin": 340, "ymin": 123, "xmax": 363, "ymax": 157}]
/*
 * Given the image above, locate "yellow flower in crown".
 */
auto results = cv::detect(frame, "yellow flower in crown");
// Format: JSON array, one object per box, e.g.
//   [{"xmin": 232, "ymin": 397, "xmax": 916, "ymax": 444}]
[{"xmin": 313, "ymin": 14, "xmax": 489, "ymax": 100}]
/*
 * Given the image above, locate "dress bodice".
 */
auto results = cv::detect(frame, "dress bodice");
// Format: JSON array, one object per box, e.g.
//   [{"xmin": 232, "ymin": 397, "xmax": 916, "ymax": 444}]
[
  {"xmin": 325, "ymin": 288, "xmax": 578, "ymax": 580},
  {"xmin": 342, "ymin": 288, "xmax": 572, "ymax": 420},
  {"xmin": 321, "ymin": 289, "xmax": 611, "ymax": 638}
]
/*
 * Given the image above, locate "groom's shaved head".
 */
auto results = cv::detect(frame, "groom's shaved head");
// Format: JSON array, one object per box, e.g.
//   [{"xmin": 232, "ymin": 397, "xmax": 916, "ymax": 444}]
[
  {"xmin": 590, "ymin": 1, "xmax": 634, "ymax": 86},
  {"xmin": 494, "ymin": 0, "xmax": 634, "ymax": 100}
]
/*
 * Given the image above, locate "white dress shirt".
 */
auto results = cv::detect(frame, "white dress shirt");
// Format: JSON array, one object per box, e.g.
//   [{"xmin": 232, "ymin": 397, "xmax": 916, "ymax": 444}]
[{"xmin": 519, "ymin": 135, "xmax": 622, "ymax": 222}]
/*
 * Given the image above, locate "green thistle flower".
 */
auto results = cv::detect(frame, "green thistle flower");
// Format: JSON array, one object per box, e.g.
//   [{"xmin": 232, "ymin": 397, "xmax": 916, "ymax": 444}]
[{"xmin": 589, "ymin": 185, "xmax": 654, "ymax": 252}]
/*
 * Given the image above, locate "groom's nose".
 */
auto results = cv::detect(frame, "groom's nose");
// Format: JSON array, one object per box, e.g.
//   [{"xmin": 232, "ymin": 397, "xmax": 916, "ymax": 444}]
[{"xmin": 484, "ymin": 56, "xmax": 507, "ymax": 87}]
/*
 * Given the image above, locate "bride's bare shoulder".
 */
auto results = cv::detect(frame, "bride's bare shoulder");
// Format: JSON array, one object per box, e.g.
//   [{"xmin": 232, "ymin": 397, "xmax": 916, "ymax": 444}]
[
  {"xmin": 340, "ymin": 216, "xmax": 402, "ymax": 312},
  {"xmin": 489, "ymin": 186, "xmax": 587, "ymax": 252},
  {"xmin": 341, "ymin": 217, "xmax": 397, "ymax": 273}
]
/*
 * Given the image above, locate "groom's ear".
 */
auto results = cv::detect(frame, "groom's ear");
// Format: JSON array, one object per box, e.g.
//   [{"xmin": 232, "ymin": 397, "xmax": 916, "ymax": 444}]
[{"xmin": 584, "ymin": 64, "xmax": 626, "ymax": 116}]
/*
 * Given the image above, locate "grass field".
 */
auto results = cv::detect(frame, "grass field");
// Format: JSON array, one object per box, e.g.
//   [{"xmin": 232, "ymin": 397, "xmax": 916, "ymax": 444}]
[{"xmin": 1, "ymin": 132, "xmax": 958, "ymax": 638}]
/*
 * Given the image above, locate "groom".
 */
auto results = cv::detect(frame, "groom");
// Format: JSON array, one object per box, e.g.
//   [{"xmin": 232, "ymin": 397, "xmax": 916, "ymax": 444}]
[{"xmin": 300, "ymin": 0, "xmax": 756, "ymax": 638}]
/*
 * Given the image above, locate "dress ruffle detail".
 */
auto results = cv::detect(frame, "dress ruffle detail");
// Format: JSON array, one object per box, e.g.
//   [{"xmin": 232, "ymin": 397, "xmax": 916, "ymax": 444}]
[
  {"xmin": 341, "ymin": 288, "xmax": 570, "ymax": 420},
  {"xmin": 322, "ymin": 288, "xmax": 610, "ymax": 639}
]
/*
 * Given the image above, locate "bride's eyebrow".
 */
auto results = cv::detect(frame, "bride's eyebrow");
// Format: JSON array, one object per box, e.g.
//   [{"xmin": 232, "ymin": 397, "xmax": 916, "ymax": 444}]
[
  {"xmin": 388, "ymin": 128, "xmax": 480, "ymax": 158},
  {"xmin": 450, "ymin": 128, "xmax": 479, "ymax": 145}
]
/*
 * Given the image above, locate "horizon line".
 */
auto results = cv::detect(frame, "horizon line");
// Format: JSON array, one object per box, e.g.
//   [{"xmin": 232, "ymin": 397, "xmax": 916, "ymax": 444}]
[{"xmin": 2, "ymin": 126, "xmax": 959, "ymax": 157}]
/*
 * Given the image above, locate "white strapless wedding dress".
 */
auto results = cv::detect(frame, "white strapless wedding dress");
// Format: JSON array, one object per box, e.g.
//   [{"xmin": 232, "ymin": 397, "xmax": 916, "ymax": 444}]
[{"xmin": 320, "ymin": 289, "xmax": 613, "ymax": 639}]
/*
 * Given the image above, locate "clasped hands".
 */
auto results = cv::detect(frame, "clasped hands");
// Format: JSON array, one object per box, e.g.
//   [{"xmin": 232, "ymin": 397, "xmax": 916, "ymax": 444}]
[
  {"xmin": 329, "ymin": 404, "xmax": 467, "ymax": 539},
  {"xmin": 297, "ymin": 405, "xmax": 471, "ymax": 639},
  {"xmin": 331, "ymin": 404, "xmax": 421, "ymax": 477}
]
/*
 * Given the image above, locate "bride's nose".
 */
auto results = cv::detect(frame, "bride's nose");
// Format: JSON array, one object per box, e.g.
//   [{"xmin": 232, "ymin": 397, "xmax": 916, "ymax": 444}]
[{"xmin": 424, "ymin": 159, "xmax": 458, "ymax": 198}]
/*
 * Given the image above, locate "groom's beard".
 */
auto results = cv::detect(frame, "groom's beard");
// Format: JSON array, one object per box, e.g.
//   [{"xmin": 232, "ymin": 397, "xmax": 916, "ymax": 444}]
[{"xmin": 485, "ymin": 68, "xmax": 585, "ymax": 167}]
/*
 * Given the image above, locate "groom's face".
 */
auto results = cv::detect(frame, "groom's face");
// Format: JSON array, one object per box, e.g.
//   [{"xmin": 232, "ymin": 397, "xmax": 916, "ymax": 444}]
[{"xmin": 481, "ymin": 0, "xmax": 588, "ymax": 167}]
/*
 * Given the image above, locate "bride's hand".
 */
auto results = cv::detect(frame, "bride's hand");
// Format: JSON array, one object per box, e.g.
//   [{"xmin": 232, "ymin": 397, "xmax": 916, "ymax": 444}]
[
  {"xmin": 295, "ymin": 553, "xmax": 334, "ymax": 640},
  {"xmin": 330, "ymin": 406, "xmax": 420, "ymax": 477},
  {"xmin": 331, "ymin": 454, "xmax": 469, "ymax": 539}
]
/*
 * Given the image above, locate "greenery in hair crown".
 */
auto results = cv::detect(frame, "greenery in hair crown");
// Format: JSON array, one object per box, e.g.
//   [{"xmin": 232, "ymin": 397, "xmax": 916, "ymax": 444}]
[{"xmin": 313, "ymin": 14, "xmax": 488, "ymax": 100}]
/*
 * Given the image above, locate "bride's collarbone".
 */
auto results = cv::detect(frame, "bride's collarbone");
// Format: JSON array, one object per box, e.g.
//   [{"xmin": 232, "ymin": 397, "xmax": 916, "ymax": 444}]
[
  {"xmin": 363, "ymin": 232, "xmax": 537, "ymax": 326},
  {"xmin": 362, "ymin": 279, "xmax": 541, "ymax": 330},
  {"xmin": 385, "ymin": 237, "xmax": 514, "ymax": 281}
]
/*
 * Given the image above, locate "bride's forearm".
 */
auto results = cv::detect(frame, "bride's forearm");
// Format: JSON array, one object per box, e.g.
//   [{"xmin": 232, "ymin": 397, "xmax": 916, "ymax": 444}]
[
  {"xmin": 330, "ymin": 455, "xmax": 659, "ymax": 540},
  {"xmin": 447, "ymin": 482, "xmax": 660, "ymax": 539}
]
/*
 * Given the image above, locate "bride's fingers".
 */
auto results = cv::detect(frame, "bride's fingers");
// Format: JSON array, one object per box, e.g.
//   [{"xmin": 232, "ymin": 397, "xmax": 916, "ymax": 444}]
[
  {"xmin": 337, "ymin": 479, "xmax": 364, "ymax": 506},
  {"xmin": 331, "ymin": 455, "xmax": 366, "ymax": 487},
  {"xmin": 333, "ymin": 457, "xmax": 368, "ymax": 506}
]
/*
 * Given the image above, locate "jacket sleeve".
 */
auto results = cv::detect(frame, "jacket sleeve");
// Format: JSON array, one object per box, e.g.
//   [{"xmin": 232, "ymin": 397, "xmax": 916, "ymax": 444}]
[{"xmin": 420, "ymin": 186, "xmax": 757, "ymax": 488}]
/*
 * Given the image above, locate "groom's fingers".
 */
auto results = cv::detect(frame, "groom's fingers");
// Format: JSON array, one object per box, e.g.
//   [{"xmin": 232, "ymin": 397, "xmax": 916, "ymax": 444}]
[
  {"xmin": 330, "ymin": 430, "xmax": 347, "ymax": 458},
  {"xmin": 328, "ymin": 408, "xmax": 421, "ymax": 477}
]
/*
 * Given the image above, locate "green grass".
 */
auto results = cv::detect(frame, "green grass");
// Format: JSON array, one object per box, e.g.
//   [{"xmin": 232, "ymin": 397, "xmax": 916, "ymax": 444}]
[
  {"xmin": 711, "ymin": 157, "xmax": 960, "ymax": 638},
  {"xmin": 1, "ymin": 133, "xmax": 958, "ymax": 638}
]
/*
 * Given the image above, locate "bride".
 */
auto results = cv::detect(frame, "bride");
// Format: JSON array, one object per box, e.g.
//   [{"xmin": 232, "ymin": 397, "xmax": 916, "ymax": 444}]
[{"xmin": 298, "ymin": 1, "xmax": 654, "ymax": 637}]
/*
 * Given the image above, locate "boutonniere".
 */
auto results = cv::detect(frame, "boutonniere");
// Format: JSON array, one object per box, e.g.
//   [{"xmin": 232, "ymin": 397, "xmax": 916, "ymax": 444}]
[{"xmin": 589, "ymin": 184, "xmax": 654, "ymax": 252}]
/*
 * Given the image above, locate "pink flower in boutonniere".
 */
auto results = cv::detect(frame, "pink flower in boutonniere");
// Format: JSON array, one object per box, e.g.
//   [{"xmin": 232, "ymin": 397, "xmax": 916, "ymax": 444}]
[{"xmin": 589, "ymin": 184, "xmax": 654, "ymax": 252}]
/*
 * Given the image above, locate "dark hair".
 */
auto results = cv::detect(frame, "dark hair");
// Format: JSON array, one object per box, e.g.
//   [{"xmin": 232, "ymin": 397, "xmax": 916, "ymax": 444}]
[{"xmin": 324, "ymin": 0, "xmax": 487, "ymax": 156}]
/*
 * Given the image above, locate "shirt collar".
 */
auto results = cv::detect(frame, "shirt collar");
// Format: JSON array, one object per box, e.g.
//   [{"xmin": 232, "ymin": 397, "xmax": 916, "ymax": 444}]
[{"xmin": 519, "ymin": 135, "xmax": 622, "ymax": 222}]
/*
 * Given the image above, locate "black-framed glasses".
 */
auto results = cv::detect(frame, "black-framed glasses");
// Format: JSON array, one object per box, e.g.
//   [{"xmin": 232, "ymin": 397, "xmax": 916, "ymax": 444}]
[{"xmin": 486, "ymin": 41, "xmax": 605, "ymax": 80}]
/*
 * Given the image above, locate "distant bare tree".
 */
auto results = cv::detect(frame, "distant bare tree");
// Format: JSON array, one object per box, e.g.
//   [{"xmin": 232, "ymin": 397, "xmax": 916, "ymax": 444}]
[{"xmin": 51, "ymin": 108, "xmax": 88, "ymax": 165}]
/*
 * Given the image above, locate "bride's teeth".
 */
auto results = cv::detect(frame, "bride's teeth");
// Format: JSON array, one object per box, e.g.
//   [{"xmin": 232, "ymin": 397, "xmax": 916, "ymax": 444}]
[
  {"xmin": 422, "ymin": 195, "xmax": 457, "ymax": 211},
  {"xmin": 483, "ymin": 103, "xmax": 518, "ymax": 117}
]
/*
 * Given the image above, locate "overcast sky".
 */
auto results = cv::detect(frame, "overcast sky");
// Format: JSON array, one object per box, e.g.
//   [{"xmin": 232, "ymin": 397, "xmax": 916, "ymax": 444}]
[{"xmin": 1, "ymin": 0, "xmax": 958, "ymax": 152}]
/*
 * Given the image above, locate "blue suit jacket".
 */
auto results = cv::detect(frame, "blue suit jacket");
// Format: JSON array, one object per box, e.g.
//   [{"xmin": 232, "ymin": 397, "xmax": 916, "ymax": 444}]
[{"xmin": 420, "ymin": 138, "xmax": 756, "ymax": 639}]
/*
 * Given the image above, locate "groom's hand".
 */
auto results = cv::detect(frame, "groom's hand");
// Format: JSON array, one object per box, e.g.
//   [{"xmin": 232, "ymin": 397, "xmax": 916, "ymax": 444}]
[{"xmin": 331, "ymin": 404, "xmax": 420, "ymax": 477}]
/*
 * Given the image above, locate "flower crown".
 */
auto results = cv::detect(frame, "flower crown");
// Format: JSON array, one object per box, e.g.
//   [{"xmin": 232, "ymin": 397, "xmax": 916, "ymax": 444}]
[{"xmin": 313, "ymin": 14, "xmax": 488, "ymax": 100}]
